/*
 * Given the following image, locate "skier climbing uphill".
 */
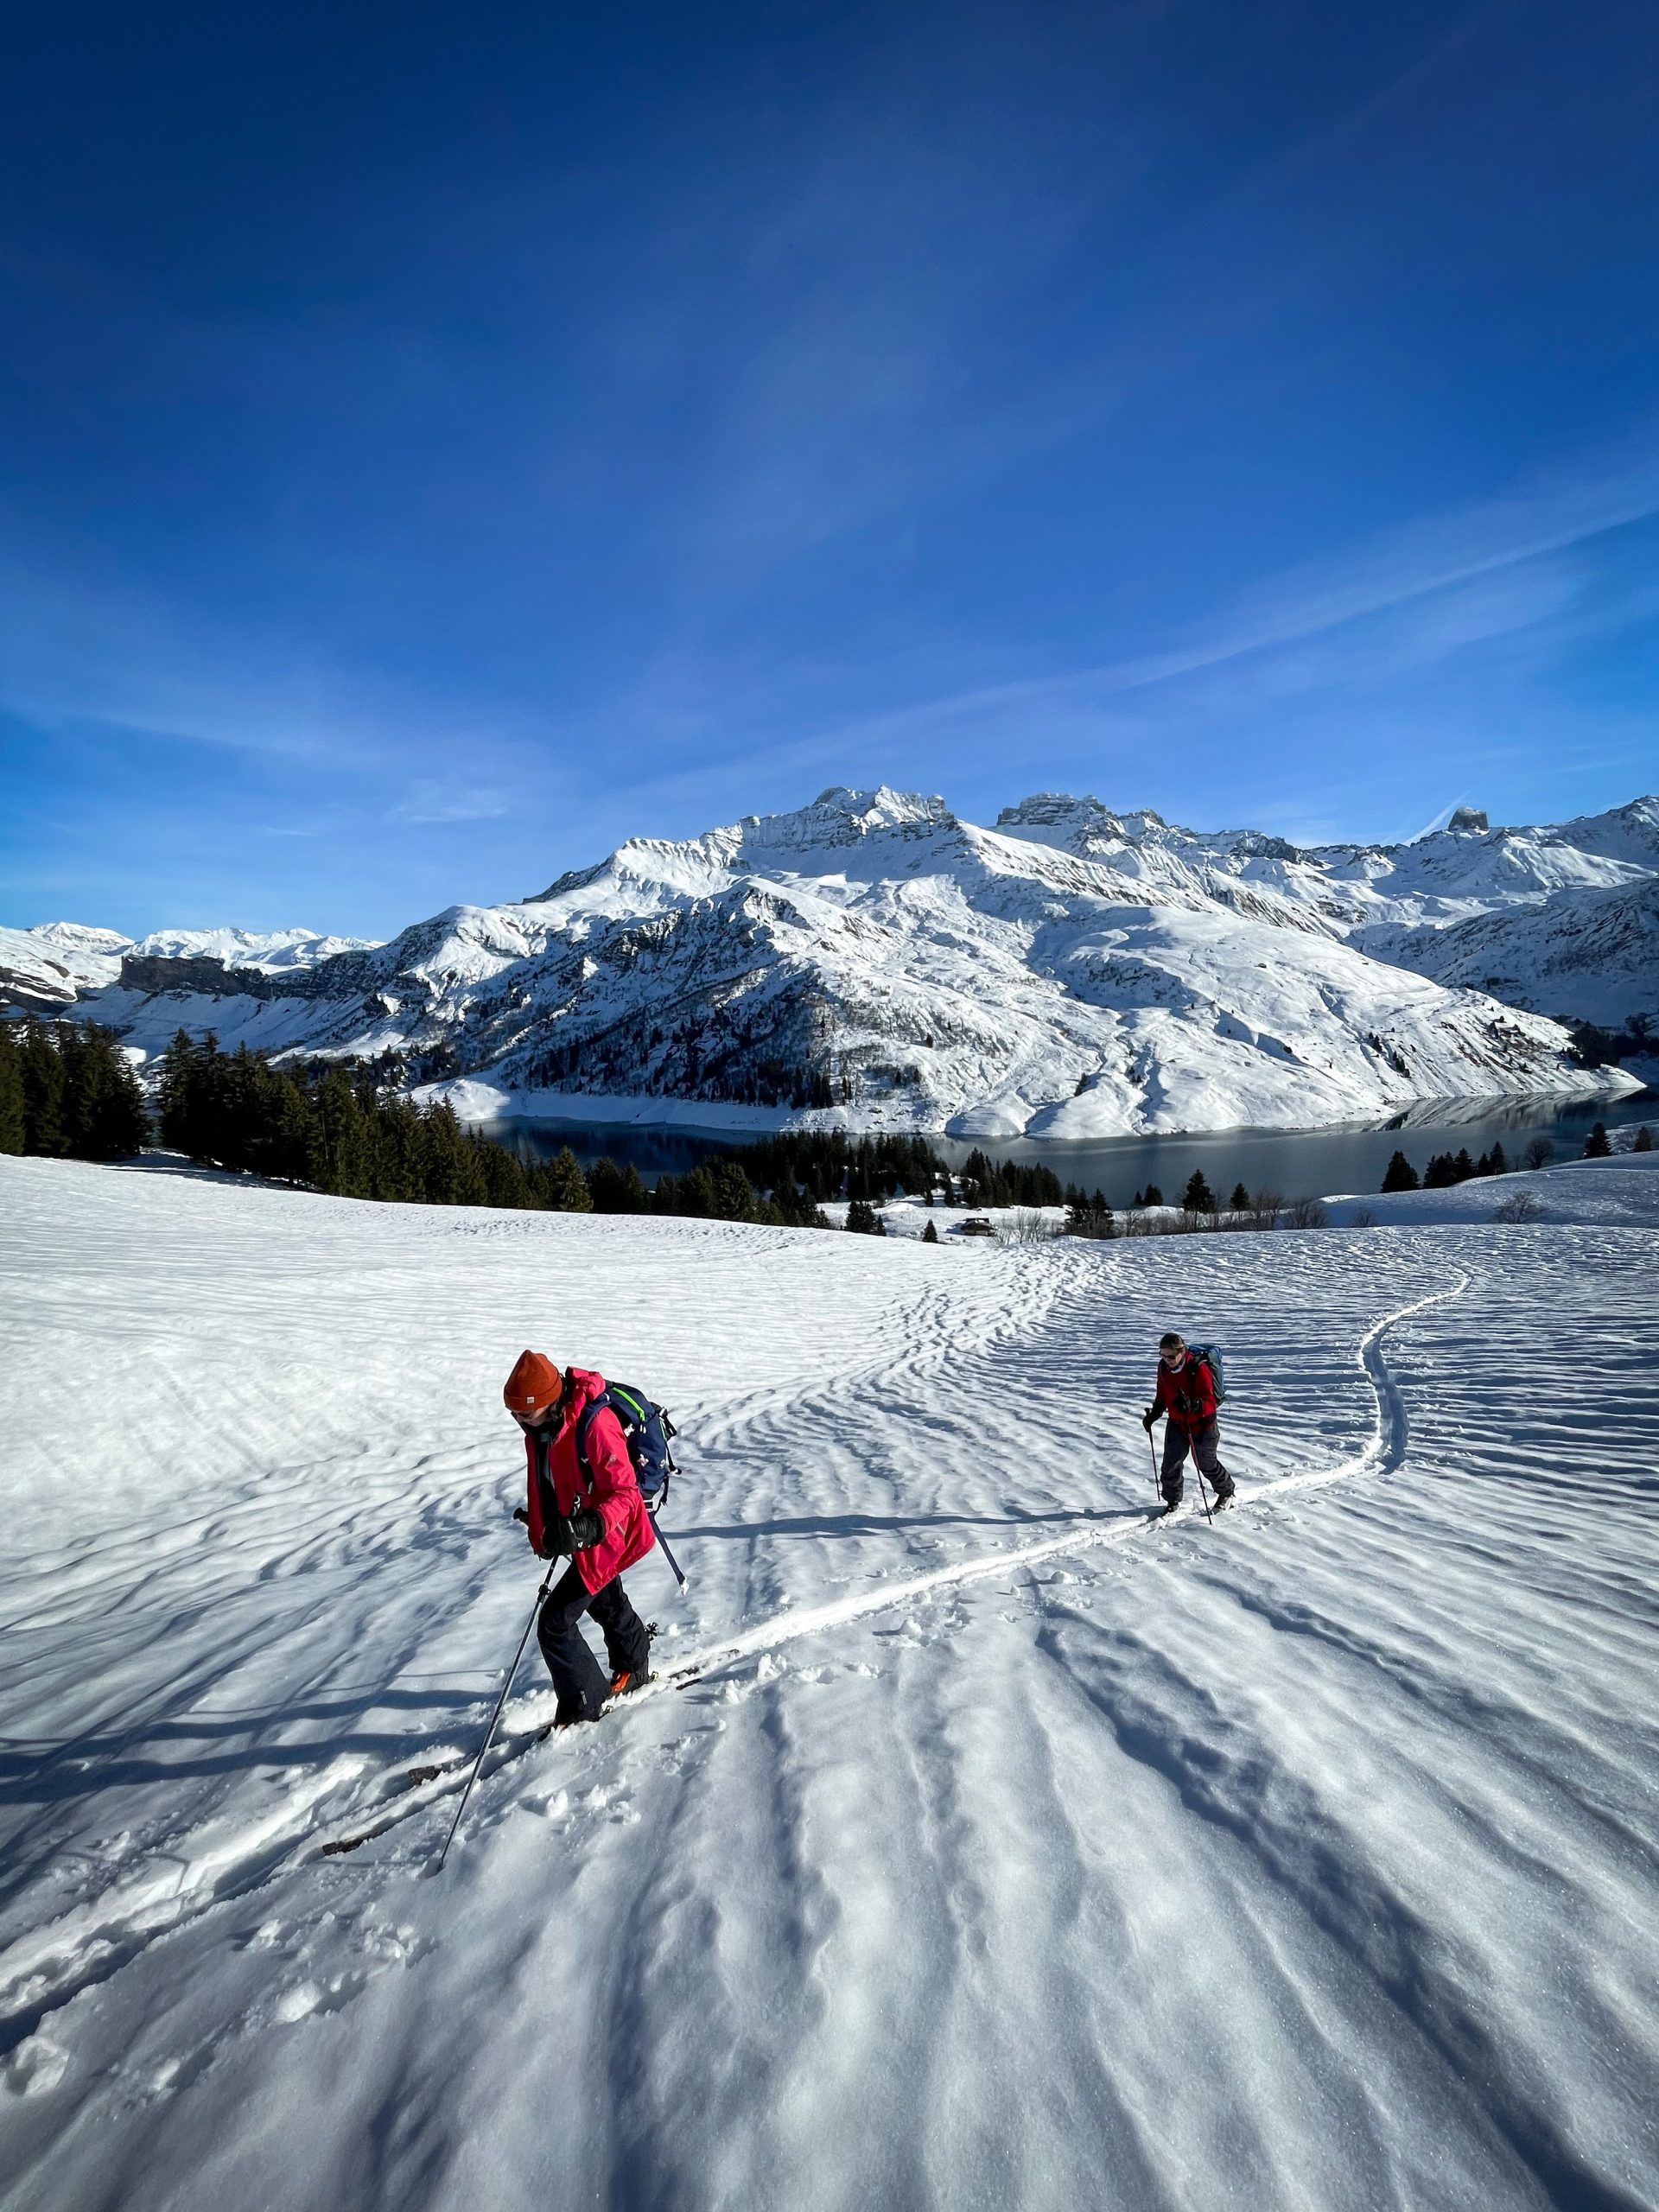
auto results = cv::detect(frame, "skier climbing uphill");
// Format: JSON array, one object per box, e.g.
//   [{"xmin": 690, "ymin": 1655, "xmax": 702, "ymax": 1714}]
[
  {"xmin": 1143, "ymin": 1332, "xmax": 1236, "ymax": 1515},
  {"xmin": 504, "ymin": 1350, "xmax": 657, "ymax": 1725}
]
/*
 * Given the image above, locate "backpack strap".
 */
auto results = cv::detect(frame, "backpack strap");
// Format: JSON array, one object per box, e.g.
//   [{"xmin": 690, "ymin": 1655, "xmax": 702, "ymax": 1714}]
[
  {"xmin": 606, "ymin": 1385, "xmax": 651, "ymax": 1430},
  {"xmin": 573, "ymin": 1398, "xmax": 602, "ymax": 1493},
  {"xmin": 574, "ymin": 1388, "xmax": 638, "ymax": 1489},
  {"xmin": 531, "ymin": 1431, "xmax": 560, "ymax": 1534}
]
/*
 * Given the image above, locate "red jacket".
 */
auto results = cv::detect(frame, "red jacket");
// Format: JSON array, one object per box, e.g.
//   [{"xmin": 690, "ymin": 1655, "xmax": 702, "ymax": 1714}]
[
  {"xmin": 523, "ymin": 1367, "xmax": 657, "ymax": 1595},
  {"xmin": 1153, "ymin": 1354, "xmax": 1218, "ymax": 1432}
]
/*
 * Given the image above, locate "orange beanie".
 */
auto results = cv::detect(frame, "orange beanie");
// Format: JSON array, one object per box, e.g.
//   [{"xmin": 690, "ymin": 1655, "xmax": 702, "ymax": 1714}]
[{"xmin": 504, "ymin": 1349, "xmax": 563, "ymax": 1418}]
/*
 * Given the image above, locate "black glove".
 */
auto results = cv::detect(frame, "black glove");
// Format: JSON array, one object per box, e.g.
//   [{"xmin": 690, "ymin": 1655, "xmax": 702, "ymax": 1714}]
[
  {"xmin": 543, "ymin": 1506, "xmax": 604, "ymax": 1557},
  {"xmin": 1141, "ymin": 1408, "xmax": 1156, "ymax": 1432},
  {"xmin": 565, "ymin": 1506, "xmax": 603, "ymax": 1552},
  {"xmin": 515, "ymin": 1503, "xmax": 603, "ymax": 1558}
]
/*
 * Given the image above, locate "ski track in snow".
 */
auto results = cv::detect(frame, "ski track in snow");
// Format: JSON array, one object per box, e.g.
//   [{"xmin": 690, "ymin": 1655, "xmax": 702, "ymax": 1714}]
[{"xmin": 3, "ymin": 1154, "xmax": 1658, "ymax": 2212}]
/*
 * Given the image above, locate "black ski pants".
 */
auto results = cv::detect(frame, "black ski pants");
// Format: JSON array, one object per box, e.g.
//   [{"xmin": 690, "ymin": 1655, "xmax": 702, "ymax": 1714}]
[
  {"xmin": 537, "ymin": 1565, "xmax": 652, "ymax": 1723},
  {"xmin": 1160, "ymin": 1419, "xmax": 1233, "ymax": 1506}
]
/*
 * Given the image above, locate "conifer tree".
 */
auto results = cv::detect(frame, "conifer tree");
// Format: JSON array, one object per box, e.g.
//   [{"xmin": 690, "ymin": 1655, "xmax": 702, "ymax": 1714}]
[
  {"xmin": 588, "ymin": 1156, "xmax": 644, "ymax": 1212},
  {"xmin": 1382, "ymin": 1148, "xmax": 1419, "ymax": 1192},
  {"xmin": 418, "ymin": 1100, "xmax": 488, "ymax": 1205},
  {"xmin": 19, "ymin": 1021, "xmax": 68, "ymax": 1155},
  {"xmin": 373, "ymin": 1096, "xmax": 429, "ymax": 1201},
  {"xmin": 1182, "ymin": 1168, "xmax": 1217, "ymax": 1213},
  {"xmin": 157, "ymin": 1029, "xmax": 200, "ymax": 1154},
  {"xmin": 537, "ymin": 1147, "xmax": 594, "ymax": 1211},
  {"xmin": 474, "ymin": 1135, "xmax": 535, "ymax": 1210},
  {"xmin": 308, "ymin": 1068, "xmax": 375, "ymax": 1197},
  {"xmin": 922, "ymin": 1217, "xmax": 938, "ymax": 1243},
  {"xmin": 1634, "ymin": 1125, "xmax": 1653, "ymax": 1153},
  {"xmin": 658, "ymin": 1164, "xmax": 718, "ymax": 1217},
  {"xmin": 1230, "ymin": 1181, "xmax": 1250, "ymax": 1212},
  {"xmin": 0, "ymin": 1024, "xmax": 23, "ymax": 1154},
  {"xmin": 707, "ymin": 1159, "xmax": 755, "ymax": 1221},
  {"xmin": 60, "ymin": 1025, "xmax": 148, "ymax": 1159},
  {"xmin": 1584, "ymin": 1122, "xmax": 1611, "ymax": 1158}
]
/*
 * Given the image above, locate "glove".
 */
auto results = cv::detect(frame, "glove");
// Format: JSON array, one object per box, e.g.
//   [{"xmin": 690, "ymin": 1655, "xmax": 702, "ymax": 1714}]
[
  {"xmin": 547, "ymin": 1506, "xmax": 604, "ymax": 1556},
  {"xmin": 1141, "ymin": 1408, "xmax": 1156, "ymax": 1432},
  {"xmin": 517, "ymin": 1504, "xmax": 604, "ymax": 1558},
  {"xmin": 565, "ymin": 1506, "xmax": 604, "ymax": 1552}
]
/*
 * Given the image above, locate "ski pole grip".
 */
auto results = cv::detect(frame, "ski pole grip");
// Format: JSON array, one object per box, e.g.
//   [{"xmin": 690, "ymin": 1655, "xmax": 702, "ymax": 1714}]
[{"xmin": 512, "ymin": 1506, "xmax": 528, "ymax": 1526}]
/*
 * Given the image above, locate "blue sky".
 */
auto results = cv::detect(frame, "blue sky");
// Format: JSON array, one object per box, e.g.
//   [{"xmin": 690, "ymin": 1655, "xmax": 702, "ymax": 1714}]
[{"xmin": 2, "ymin": 0, "xmax": 1656, "ymax": 938}]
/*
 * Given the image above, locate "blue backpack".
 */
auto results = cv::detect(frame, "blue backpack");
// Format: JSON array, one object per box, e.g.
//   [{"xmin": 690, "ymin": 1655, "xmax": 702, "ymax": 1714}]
[
  {"xmin": 1188, "ymin": 1344, "xmax": 1227, "ymax": 1405},
  {"xmin": 575, "ymin": 1382, "xmax": 679, "ymax": 1509}
]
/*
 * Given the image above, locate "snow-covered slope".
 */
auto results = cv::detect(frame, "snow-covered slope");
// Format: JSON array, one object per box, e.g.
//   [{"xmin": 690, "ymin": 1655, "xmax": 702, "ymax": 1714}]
[
  {"xmin": 996, "ymin": 791, "xmax": 1659, "ymax": 1025},
  {"xmin": 129, "ymin": 926, "xmax": 378, "ymax": 972},
  {"xmin": 2, "ymin": 1152, "xmax": 1656, "ymax": 2211},
  {"xmin": 35, "ymin": 787, "xmax": 1637, "ymax": 1137},
  {"xmin": 0, "ymin": 923, "xmax": 131, "ymax": 1011},
  {"xmin": 1360, "ymin": 876, "xmax": 1659, "ymax": 1028}
]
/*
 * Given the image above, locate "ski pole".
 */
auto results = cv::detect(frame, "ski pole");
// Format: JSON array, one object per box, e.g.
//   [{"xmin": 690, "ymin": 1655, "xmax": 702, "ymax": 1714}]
[
  {"xmin": 1146, "ymin": 1422, "xmax": 1161, "ymax": 1503},
  {"xmin": 651, "ymin": 1514, "xmax": 689, "ymax": 1592},
  {"xmin": 434, "ymin": 1566, "xmax": 555, "ymax": 1873},
  {"xmin": 1192, "ymin": 1449, "xmax": 1214, "ymax": 1526}
]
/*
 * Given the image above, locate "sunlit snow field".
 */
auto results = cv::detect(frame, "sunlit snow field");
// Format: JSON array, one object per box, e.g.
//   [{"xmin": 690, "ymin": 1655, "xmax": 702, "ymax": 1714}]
[{"xmin": 2, "ymin": 1152, "xmax": 1657, "ymax": 2212}]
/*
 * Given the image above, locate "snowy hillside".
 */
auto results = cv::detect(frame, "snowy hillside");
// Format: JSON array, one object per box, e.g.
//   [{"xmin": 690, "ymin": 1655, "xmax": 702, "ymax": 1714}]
[
  {"xmin": 128, "ymin": 926, "xmax": 379, "ymax": 973},
  {"xmin": 0, "ymin": 924, "xmax": 131, "ymax": 1011},
  {"xmin": 1360, "ymin": 877, "xmax": 1659, "ymax": 1028},
  {"xmin": 996, "ymin": 792, "xmax": 1659, "ymax": 1027},
  {"xmin": 12, "ymin": 787, "xmax": 1638, "ymax": 1138},
  {"xmin": 2, "ymin": 1152, "xmax": 1656, "ymax": 2211}
]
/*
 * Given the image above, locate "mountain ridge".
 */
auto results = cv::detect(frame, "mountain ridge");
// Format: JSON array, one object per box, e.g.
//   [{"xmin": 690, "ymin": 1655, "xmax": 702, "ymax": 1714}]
[{"xmin": 4, "ymin": 787, "xmax": 1648, "ymax": 1138}]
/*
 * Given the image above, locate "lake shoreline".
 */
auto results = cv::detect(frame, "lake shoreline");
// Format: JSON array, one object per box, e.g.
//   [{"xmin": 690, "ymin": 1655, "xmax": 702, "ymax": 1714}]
[{"xmin": 479, "ymin": 1086, "xmax": 1656, "ymax": 1209}]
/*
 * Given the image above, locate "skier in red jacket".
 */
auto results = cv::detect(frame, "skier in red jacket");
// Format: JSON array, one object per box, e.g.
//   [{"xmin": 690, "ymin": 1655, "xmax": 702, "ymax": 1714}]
[
  {"xmin": 1142, "ymin": 1332, "xmax": 1236, "ymax": 1514},
  {"xmin": 505, "ymin": 1350, "xmax": 657, "ymax": 1726}
]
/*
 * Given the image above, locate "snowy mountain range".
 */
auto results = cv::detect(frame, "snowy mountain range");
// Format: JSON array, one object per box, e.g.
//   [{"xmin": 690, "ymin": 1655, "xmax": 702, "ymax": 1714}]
[
  {"xmin": 4, "ymin": 789, "xmax": 1651, "ymax": 1138},
  {"xmin": 0, "ymin": 922, "xmax": 372, "ymax": 1011}
]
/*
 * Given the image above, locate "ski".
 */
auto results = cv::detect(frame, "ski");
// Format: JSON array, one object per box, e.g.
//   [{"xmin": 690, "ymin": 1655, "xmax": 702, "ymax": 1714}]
[{"xmin": 318, "ymin": 1650, "xmax": 742, "ymax": 1859}]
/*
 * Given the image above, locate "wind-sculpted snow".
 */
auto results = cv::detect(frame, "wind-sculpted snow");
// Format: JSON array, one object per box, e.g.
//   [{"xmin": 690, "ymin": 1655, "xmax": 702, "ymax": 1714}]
[
  {"xmin": 2, "ymin": 1154, "xmax": 1656, "ymax": 2212},
  {"xmin": 24, "ymin": 785, "xmax": 1641, "ymax": 1136}
]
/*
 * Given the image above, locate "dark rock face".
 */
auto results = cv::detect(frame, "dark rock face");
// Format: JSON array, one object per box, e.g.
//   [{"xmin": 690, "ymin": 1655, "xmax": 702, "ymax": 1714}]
[
  {"xmin": 118, "ymin": 954, "xmax": 266, "ymax": 998},
  {"xmin": 1446, "ymin": 807, "xmax": 1491, "ymax": 835},
  {"xmin": 115, "ymin": 950, "xmax": 380, "ymax": 1002}
]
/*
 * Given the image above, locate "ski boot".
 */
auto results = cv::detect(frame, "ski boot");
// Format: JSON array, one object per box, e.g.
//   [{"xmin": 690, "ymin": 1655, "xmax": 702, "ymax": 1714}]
[{"xmin": 608, "ymin": 1622, "xmax": 658, "ymax": 1700}]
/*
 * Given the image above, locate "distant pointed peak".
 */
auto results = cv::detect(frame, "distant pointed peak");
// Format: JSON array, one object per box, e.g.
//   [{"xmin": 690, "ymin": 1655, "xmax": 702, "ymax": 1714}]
[
  {"xmin": 715, "ymin": 785, "xmax": 957, "ymax": 853},
  {"xmin": 801, "ymin": 785, "xmax": 954, "ymax": 829}
]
